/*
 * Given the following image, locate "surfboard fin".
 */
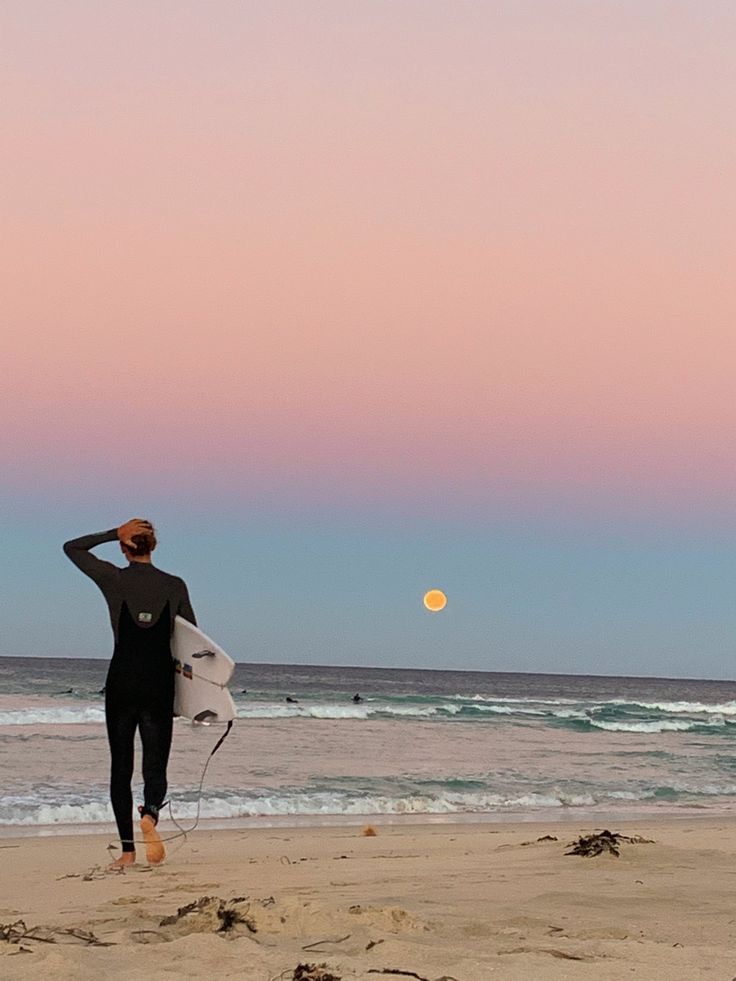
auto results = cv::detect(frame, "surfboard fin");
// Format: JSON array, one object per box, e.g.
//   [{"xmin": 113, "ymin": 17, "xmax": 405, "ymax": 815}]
[{"xmin": 193, "ymin": 709, "xmax": 218, "ymax": 724}]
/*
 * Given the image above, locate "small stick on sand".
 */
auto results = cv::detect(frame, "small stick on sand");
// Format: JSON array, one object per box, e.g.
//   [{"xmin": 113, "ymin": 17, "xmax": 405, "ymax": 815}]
[
  {"xmin": 302, "ymin": 934, "xmax": 351, "ymax": 950},
  {"xmin": 367, "ymin": 970, "xmax": 430, "ymax": 981}
]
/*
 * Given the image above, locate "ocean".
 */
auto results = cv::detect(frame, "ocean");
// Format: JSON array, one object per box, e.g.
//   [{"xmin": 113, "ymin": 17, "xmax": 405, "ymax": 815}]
[{"xmin": 2, "ymin": 656, "xmax": 736, "ymax": 835}]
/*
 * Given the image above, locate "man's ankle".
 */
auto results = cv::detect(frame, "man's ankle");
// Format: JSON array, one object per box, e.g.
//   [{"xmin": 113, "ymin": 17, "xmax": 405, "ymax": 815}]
[{"xmin": 138, "ymin": 804, "xmax": 160, "ymax": 824}]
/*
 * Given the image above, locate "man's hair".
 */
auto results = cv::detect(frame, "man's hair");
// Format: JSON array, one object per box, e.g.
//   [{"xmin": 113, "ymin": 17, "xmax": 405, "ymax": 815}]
[{"xmin": 127, "ymin": 526, "xmax": 157, "ymax": 557}]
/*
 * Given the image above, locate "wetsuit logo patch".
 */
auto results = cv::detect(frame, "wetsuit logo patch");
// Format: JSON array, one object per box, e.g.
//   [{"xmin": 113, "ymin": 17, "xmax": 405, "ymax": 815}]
[{"xmin": 137, "ymin": 612, "xmax": 153, "ymax": 623}]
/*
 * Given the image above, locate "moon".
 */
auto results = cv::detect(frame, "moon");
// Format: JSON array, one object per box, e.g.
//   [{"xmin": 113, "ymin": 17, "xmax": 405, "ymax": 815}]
[{"xmin": 423, "ymin": 589, "xmax": 447, "ymax": 612}]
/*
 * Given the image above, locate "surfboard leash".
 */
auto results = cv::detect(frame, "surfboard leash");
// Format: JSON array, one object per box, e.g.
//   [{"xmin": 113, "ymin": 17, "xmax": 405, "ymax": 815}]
[
  {"xmin": 106, "ymin": 719, "xmax": 234, "ymax": 856},
  {"xmin": 165, "ymin": 719, "xmax": 234, "ymax": 840}
]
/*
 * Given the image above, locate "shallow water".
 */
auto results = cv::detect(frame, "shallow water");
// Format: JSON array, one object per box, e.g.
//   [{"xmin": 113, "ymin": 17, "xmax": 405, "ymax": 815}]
[{"xmin": 2, "ymin": 657, "xmax": 736, "ymax": 832}]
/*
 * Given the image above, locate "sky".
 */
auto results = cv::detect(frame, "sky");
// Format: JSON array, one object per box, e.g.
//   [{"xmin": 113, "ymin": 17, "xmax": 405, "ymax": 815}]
[{"xmin": 2, "ymin": 1, "xmax": 736, "ymax": 677}]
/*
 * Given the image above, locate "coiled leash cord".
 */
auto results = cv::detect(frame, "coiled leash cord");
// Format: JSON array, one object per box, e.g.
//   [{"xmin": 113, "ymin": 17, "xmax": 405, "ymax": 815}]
[{"xmin": 106, "ymin": 719, "xmax": 234, "ymax": 857}]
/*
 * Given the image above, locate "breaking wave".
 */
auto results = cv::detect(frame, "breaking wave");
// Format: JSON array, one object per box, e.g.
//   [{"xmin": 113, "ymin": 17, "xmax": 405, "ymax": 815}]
[
  {"xmin": 0, "ymin": 707, "xmax": 106, "ymax": 726},
  {"xmin": 586, "ymin": 718, "xmax": 726, "ymax": 734},
  {"xmin": 5, "ymin": 782, "xmax": 733, "ymax": 827},
  {"xmin": 4, "ymin": 692, "xmax": 736, "ymax": 737}
]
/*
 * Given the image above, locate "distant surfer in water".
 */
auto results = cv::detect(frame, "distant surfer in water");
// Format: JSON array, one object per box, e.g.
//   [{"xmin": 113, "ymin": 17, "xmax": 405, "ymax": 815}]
[{"xmin": 63, "ymin": 519, "xmax": 196, "ymax": 869}]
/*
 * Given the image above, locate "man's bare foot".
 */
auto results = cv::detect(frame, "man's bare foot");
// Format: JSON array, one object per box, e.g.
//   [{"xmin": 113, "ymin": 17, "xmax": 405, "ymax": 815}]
[
  {"xmin": 109, "ymin": 852, "xmax": 135, "ymax": 870},
  {"xmin": 140, "ymin": 814, "xmax": 165, "ymax": 865}
]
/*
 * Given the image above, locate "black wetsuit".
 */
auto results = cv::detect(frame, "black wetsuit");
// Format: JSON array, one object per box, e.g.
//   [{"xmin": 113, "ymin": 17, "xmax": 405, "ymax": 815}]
[{"xmin": 63, "ymin": 529, "xmax": 196, "ymax": 851}]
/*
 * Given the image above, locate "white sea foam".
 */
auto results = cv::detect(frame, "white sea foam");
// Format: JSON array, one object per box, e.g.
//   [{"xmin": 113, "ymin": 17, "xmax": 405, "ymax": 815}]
[
  {"xmin": 551, "ymin": 708, "xmax": 594, "ymax": 719},
  {"xmin": 8, "ymin": 777, "xmax": 736, "ymax": 828},
  {"xmin": 9, "ymin": 801, "xmax": 115, "ymax": 825},
  {"xmin": 0, "ymin": 702, "xmax": 456, "ymax": 726},
  {"xmin": 470, "ymin": 705, "xmax": 546, "ymax": 716},
  {"xmin": 0, "ymin": 788, "xmax": 641, "ymax": 825},
  {"xmin": 588, "ymin": 718, "xmax": 725, "ymax": 733},
  {"xmin": 667, "ymin": 781, "xmax": 736, "ymax": 796},
  {"xmin": 236, "ymin": 704, "xmax": 372, "ymax": 720},
  {"xmin": 632, "ymin": 700, "xmax": 736, "ymax": 716},
  {"xmin": 440, "ymin": 703, "xmax": 462, "ymax": 715},
  {"xmin": 0, "ymin": 707, "xmax": 106, "ymax": 726},
  {"xmin": 469, "ymin": 705, "xmax": 514, "ymax": 715},
  {"xmin": 6, "ymin": 770, "xmax": 736, "ymax": 828},
  {"xmin": 452, "ymin": 694, "xmax": 581, "ymax": 705},
  {"xmin": 235, "ymin": 703, "xmax": 451, "ymax": 721},
  {"xmin": 4, "ymin": 696, "xmax": 735, "ymax": 732}
]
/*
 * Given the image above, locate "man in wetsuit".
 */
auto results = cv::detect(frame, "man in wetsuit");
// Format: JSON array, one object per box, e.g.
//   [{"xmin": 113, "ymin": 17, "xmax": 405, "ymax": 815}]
[{"xmin": 63, "ymin": 518, "xmax": 196, "ymax": 868}]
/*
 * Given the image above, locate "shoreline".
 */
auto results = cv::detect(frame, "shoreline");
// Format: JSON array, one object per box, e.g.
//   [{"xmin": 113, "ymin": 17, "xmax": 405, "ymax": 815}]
[{"xmin": 1, "ymin": 802, "xmax": 734, "ymax": 841}]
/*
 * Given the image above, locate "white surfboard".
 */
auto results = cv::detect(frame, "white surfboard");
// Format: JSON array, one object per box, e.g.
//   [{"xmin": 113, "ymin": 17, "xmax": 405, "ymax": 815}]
[{"xmin": 171, "ymin": 616, "xmax": 237, "ymax": 723}]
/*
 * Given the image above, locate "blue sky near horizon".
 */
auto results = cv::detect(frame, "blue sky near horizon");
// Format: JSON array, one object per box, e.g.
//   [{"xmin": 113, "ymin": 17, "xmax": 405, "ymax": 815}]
[{"xmin": 3, "ymin": 490, "xmax": 736, "ymax": 680}]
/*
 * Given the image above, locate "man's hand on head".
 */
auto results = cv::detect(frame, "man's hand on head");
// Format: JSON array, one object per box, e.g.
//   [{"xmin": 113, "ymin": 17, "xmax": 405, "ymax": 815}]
[{"xmin": 117, "ymin": 519, "xmax": 153, "ymax": 549}]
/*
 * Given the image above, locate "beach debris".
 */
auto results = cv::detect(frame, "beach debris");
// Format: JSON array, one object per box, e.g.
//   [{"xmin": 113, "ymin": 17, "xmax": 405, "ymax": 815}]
[
  {"xmin": 500, "ymin": 945, "xmax": 595, "ymax": 961},
  {"xmin": 159, "ymin": 896, "xmax": 257, "ymax": 936},
  {"xmin": 1, "ymin": 919, "xmax": 112, "ymax": 947},
  {"xmin": 565, "ymin": 830, "xmax": 654, "ymax": 858},
  {"xmin": 367, "ymin": 972, "xmax": 461, "ymax": 981},
  {"xmin": 130, "ymin": 929, "xmax": 168, "ymax": 944},
  {"xmin": 362, "ymin": 825, "xmax": 378, "ymax": 836},
  {"xmin": 366, "ymin": 971, "xmax": 430, "ymax": 980},
  {"xmin": 57, "ymin": 864, "xmax": 121, "ymax": 881},
  {"xmin": 292, "ymin": 964, "xmax": 342, "ymax": 981},
  {"xmin": 269, "ymin": 967, "xmax": 341, "ymax": 981},
  {"xmin": 521, "ymin": 835, "xmax": 558, "ymax": 846},
  {"xmin": 302, "ymin": 934, "xmax": 351, "ymax": 951},
  {"xmin": 366, "ymin": 938, "xmax": 385, "ymax": 950}
]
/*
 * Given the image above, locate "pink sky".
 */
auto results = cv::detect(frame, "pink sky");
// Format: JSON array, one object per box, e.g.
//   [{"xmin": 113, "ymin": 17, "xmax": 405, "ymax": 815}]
[{"xmin": 3, "ymin": 2, "xmax": 735, "ymax": 517}]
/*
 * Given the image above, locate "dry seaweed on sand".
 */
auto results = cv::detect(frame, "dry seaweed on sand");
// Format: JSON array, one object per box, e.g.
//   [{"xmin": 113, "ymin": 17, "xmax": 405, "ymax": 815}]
[
  {"xmin": 566, "ymin": 829, "xmax": 655, "ymax": 857},
  {"xmin": 1, "ymin": 919, "xmax": 113, "ymax": 947},
  {"xmin": 292, "ymin": 965, "xmax": 342, "ymax": 981},
  {"xmin": 159, "ymin": 896, "xmax": 257, "ymax": 934}
]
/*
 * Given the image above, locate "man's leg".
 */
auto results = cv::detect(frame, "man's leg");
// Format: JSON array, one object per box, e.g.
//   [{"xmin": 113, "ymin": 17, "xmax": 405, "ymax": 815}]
[
  {"xmin": 138, "ymin": 708, "xmax": 173, "ymax": 864},
  {"xmin": 105, "ymin": 698, "xmax": 138, "ymax": 866}
]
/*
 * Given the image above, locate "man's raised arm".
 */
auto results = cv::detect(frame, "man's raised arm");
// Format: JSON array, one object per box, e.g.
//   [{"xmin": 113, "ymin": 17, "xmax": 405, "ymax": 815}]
[{"xmin": 63, "ymin": 529, "xmax": 120, "ymax": 586}]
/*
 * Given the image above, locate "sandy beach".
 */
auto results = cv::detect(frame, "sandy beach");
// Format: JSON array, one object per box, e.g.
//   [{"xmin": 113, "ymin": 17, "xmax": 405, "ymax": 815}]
[{"xmin": 2, "ymin": 817, "xmax": 735, "ymax": 980}]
